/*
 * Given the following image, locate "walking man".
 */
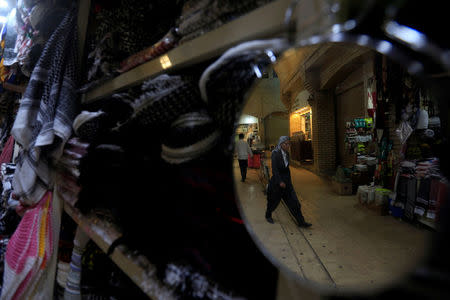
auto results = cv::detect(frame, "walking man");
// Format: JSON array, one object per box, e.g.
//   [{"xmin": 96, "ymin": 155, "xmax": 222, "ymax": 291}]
[
  {"xmin": 265, "ymin": 136, "xmax": 312, "ymax": 228},
  {"xmin": 236, "ymin": 133, "xmax": 253, "ymax": 182}
]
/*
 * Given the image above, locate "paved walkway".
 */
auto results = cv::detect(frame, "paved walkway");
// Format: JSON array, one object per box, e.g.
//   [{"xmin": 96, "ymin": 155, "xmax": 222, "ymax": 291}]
[{"xmin": 234, "ymin": 160, "xmax": 430, "ymax": 294}]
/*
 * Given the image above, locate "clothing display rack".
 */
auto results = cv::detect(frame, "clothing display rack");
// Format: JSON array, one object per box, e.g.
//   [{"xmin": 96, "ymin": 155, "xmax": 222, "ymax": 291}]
[
  {"xmin": 57, "ymin": 0, "xmax": 292, "ymax": 298},
  {"xmin": 82, "ymin": 0, "xmax": 291, "ymax": 104}
]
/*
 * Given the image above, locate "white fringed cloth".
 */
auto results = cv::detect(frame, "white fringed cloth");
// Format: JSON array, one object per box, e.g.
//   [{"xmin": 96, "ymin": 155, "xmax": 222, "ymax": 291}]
[{"xmin": 11, "ymin": 6, "xmax": 78, "ymax": 206}]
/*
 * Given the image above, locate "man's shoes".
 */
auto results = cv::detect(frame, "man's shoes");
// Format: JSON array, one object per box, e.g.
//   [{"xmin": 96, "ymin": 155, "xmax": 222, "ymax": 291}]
[
  {"xmin": 298, "ymin": 221, "xmax": 312, "ymax": 228},
  {"xmin": 266, "ymin": 216, "xmax": 274, "ymax": 224},
  {"xmin": 241, "ymin": 178, "xmax": 245, "ymax": 182}
]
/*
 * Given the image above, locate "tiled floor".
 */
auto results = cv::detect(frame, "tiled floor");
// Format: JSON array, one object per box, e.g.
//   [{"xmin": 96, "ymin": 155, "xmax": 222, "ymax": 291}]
[{"xmin": 233, "ymin": 160, "xmax": 431, "ymax": 295}]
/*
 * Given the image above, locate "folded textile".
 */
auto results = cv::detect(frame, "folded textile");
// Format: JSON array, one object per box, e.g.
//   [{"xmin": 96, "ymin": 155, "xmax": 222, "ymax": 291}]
[
  {"xmin": 118, "ymin": 28, "xmax": 180, "ymax": 73},
  {"xmin": 11, "ymin": 7, "xmax": 79, "ymax": 205},
  {"xmin": 131, "ymin": 74, "xmax": 203, "ymax": 129},
  {"xmin": 162, "ymin": 111, "xmax": 220, "ymax": 164},
  {"xmin": 199, "ymin": 39, "xmax": 286, "ymax": 133},
  {"xmin": 73, "ymin": 110, "xmax": 106, "ymax": 142},
  {"xmin": 83, "ymin": 0, "xmax": 182, "ymax": 85},
  {"xmin": 177, "ymin": 0, "xmax": 274, "ymax": 44}
]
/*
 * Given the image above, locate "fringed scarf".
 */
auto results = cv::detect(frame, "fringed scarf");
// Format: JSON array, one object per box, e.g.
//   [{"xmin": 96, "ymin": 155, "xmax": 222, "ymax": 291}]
[{"xmin": 11, "ymin": 7, "xmax": 79, "ymax": 206}]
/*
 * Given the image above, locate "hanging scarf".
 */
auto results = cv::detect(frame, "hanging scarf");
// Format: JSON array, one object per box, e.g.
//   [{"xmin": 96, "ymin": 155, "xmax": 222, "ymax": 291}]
[
  {"xmin": 11, "ymin": 7, "xmax": 79, "ymax": 206},
  {"xmin": 273, "ymin": 135, "xmax": 289, "ymax": 153},
  {"xmin": 1, "ymin": 191, "xmax": 62, "ymax": 300}
]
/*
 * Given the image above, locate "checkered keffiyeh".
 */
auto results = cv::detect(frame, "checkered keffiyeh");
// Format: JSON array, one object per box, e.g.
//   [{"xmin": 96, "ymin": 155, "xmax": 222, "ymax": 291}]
[
  {"xmin": 11, "ymin": 7, "xmax": 79, "ymax": 205},
  {"xmin": 131, "ymin": 74, "xmax": 203, "ymax": 129}
]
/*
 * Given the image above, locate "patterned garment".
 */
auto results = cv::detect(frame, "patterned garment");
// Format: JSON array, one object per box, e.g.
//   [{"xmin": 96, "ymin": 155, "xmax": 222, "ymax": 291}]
[
  {"xmin": 15, "ymin": 0, "xmax": 70, "ymax": 76},
  {"xmin": 164, "ymin": 263, "xmax": 245, "ymax": 299},
  {"xmin": 1, "ymin": 191, "xmax": 62, "ymax": 300},
  {"xmin": 199, "ymin": 39, "xmax": 285, "ymax": 139},
  {"xmin": 161, "ymin": 111, "xmax": 220, "ymax": 164},
  {"xmin": 55, "ymin": 138, "xmax": 89, "ymax": 207},
  {"xmin": 11, "ymin": 7, "xmax": 79, "ymax": 206},
  {"xmin": 177, "ymin": 0, "xmax": 274, "ymax": 45},
  {"xmin": 83, "ymin": 0, "xmax": 182, "ymax": 86},
  {"xmin": 130, "ymin": 74, "xmax": 204, "ymax": 129},
  {"xmin": 117, "ymin": 28, "xmax": 180, "ymax": 73}
]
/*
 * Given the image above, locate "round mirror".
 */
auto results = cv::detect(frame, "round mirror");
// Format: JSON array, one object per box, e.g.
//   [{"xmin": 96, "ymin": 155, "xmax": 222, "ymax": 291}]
[{"xmin": 233, "ymin": 41, "xmax": 448, "ymax": 296}]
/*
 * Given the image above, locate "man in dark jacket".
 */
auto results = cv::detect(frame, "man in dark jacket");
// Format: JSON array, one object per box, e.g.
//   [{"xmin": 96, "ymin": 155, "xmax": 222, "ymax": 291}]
[{"xmin": 265, "ymin": 136, "xmax": 312, "ymax": 228}]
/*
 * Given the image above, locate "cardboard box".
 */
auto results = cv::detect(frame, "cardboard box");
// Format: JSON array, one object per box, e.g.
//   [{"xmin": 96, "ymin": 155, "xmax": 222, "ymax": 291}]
[
  {"xmin": 367, "ymin": 202, "xmax": 389, "ymax": 216},
  {"xmin": 332, "ymin": 180, "xmax": 353, "ymax": 195}
]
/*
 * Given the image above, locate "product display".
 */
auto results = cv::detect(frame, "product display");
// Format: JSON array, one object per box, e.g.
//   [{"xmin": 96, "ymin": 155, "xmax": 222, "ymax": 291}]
[{"xmin": 0, "ymin": 0, "xmax": 448, "ymax": 299}]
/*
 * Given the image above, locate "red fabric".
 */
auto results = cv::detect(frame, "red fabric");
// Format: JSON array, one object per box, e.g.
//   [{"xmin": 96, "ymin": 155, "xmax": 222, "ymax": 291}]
[
  {"xmin": 248, "ymin": 154, "xmax": 261, "ymax": 168},
  {"xmin": 0, "ymin": 135, "xmax": 15, "ymax": 165}
]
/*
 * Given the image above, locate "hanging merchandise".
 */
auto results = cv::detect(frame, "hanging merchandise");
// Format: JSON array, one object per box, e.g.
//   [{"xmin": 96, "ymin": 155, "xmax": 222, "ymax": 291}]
[
  {"xmin": 396, "ymin": 121, "xmax": 413, "ymax": 145},
  {"xmin": 416, "ymin": 108, "xmax": 429, "ymax": 129},
  {"xmin": 1, "ymin": 8, "xmax": 78, "ymax": 300},
  {"xmin": 14, "ymin": 0, "xmax": 72, "ymax": 77},
  {"xmin": 1, "ymin": 191, "xmax": 62, "ymax": 300},
  {"xmin": 367, "ymin": 77, "xmax": 377, "ymax": 117},
  {"xmin": 1, "ymin": 9, "xmax": 18, "ymax": 68},
  {"xmin": 11, "ymin": 7, "xmax": 78, "ymax": 205}
]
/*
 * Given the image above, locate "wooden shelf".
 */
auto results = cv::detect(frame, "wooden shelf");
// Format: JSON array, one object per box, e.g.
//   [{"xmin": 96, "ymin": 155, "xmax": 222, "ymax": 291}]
[
  {"xmin": 418, "ymin": 216, "xmax": 436, "ymax": 230},
  {"xmin": 64, "ymin": 203, "xmax": 176, "ymax": 299},
  {"xmin": 84, "ymin": 0, "xmax": 291, "ymax": 103}
]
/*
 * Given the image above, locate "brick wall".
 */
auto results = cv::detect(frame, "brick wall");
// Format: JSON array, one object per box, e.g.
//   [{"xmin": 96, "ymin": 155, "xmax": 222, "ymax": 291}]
[
  {"xmin": 336, "ymin": 83, "xmax": 366, "ymax": 167},
  {"xmin": 311, "ymin": 90, "xmax": 336, "ymax": 175}
]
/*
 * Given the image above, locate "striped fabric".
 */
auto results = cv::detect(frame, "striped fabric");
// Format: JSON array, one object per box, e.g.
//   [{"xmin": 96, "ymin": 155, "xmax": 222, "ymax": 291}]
[
  {"xmin": 63, "ymin": 245, "xmax": 83, "ymax": 299},
  {"xmin": 64, "ymin": 226, "xmax": 90, "ymax": 300},
  {"xmin": 11, "ymin": 7, "xmax": 78, "ymax": 206},
  {"xmin": 1, "ymin": 191, "xmax": 62, "ymax": 300}
]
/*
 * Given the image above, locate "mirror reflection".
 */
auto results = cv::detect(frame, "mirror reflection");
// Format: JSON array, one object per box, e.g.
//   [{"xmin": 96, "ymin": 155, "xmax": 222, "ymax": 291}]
[{"xmin": 234, "ymin": 42, "xmax": 448, "ymax": 292}]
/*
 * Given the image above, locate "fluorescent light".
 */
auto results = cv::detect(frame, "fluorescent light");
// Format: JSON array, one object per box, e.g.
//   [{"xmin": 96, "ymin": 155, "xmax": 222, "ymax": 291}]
[
  {"xmin": 159, "ymin": 55, "xmax": 172, "ymax": 69},
  {"xmin": 0, "ymin": 1, "xmax": 7, "ymax": 8},
  {"xmin": 0, "ymin": 16, "xmax": 6, "ymax": 23}
]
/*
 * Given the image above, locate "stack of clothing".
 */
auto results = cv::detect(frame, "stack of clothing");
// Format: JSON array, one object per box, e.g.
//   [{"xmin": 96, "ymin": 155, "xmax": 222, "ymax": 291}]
[
  {"xmin": 117, "ymin": 28, "xmax": 180, "ymax": 73},
  {"xmin": 176, "ymin": 0, "xmax": 274, "ymax": 45},
  {"xmin": 130, "ymin": 74, "xmax": 204, "ymax": 130},
  {"xmin": 81, "ymin": 0, "xmax": 183, "ymax": 91},
  {"xmin": 415, "ymin": 158, "xmax": 441, "ymax": 178},
  {"xmin": 71, "ymin": 38, "xmax": 289, "ymax": 299},
  {"xmin": 396, "ymin": 161, "xmax": 417, "ymax": 220},
  {"xmin": 429, "ymin": 178, "xmax": 449, "ymax": 222},
  {"xmin": 55, "ymin": 138, "xmax": 88, "ymax": 207}
]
